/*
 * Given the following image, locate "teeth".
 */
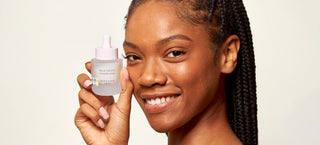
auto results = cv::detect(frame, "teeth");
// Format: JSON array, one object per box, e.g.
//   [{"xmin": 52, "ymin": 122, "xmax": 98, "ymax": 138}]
[
  {"xmin": 151, "ymin": 99, "xmax": 156, "ymax": 105},
  {"xmin": 146, "ymin": 96, "xmax": 176, "ymax": 105},
  {"xmin": 161, "ymin": 98, "xmax": 165, "ymax": 103},
  {"xmin": 156, "ymin": 98, "xmax": 161, "ymax": 104}
]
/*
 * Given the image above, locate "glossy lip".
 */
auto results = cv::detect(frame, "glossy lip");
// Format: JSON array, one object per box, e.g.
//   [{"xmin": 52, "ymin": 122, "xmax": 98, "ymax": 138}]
[{"xmin": 141, "ymin": 93, "xmax": 181, "ymax": 114}]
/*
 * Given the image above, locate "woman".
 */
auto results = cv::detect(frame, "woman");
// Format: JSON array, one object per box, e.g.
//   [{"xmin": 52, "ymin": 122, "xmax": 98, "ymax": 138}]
[{"xmin": 75, "ymin": 0, "xmax": 257, "ymax": 145}]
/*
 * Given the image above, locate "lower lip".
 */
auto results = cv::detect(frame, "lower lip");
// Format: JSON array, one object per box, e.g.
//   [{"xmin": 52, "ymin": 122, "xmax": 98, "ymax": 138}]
[{"xmin": 144, "ymin": 96, "xmax": 178, "ymax": 114}]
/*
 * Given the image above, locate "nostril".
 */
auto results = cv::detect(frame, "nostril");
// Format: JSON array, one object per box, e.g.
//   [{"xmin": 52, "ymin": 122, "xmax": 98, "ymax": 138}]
[
  {"xmin": 151, "ymin": 82, "xmax": 161, "ymax": 87},
  {"xmin": 138, "ymin": 63, "xmax": 167, "ymax": 87},
  {"xmin": 138, "ymin": 76, "xmax": 167, "ymax": 87}
]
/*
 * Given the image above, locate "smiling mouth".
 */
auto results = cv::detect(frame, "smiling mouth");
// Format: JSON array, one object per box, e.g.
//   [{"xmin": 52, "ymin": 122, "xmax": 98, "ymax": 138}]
[{"xmin": 143, "ymin": 94, "xmax": 180, "ymax": 105}]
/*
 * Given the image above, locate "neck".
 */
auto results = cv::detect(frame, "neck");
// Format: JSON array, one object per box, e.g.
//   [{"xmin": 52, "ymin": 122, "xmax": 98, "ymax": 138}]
[{"xmin": 167, "ymin": 75, "xmax": 242, "ymax": 145}]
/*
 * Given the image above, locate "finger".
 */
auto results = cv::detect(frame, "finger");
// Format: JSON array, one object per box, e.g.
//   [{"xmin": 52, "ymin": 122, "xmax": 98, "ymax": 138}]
[
  {"xmin": 85, "ymin": 61, "xmax": 92, "ymax": 73},
  {"xmin": 77, "ymin": 73, "xmax": 92, "ymax": 89},
  {"xmin": 96, "ymin": 95, "xmax": 114, "ymax": 106},
  {"xmin": 77, "ymin": 73, "xmax": 114, "ymax": 105},
  {"xmin": 117, "ymin": 67, "xmax": 134, "ymax": 113},
  {"xmin": 80, "ymin": 103, "xmax": 105, "ymax": 129},
  {"xmin": 78, "ymin": 89, "xmax": 111, "ymax": 120}
]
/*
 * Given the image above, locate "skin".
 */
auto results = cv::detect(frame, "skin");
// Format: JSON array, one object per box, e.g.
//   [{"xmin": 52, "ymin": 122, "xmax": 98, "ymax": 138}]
[
  {"xmin": 75, "ymin": 66, "xmax": 133, "ymax": 145},
  {"xmin": 75, "ymin": 1, "xmax": 242, "ymax": 145}
]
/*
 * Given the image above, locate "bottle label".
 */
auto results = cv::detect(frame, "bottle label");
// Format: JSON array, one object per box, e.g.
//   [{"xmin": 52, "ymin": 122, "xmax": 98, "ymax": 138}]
[{"xmin": 92, "ymin": 61, "xmax": 121, "ymax": 86}]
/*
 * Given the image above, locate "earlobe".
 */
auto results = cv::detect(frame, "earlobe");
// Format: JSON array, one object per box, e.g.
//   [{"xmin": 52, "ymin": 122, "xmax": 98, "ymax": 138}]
[{"xmin": 220, "ymin": 35, "xmax": 240, "ymax": 74}]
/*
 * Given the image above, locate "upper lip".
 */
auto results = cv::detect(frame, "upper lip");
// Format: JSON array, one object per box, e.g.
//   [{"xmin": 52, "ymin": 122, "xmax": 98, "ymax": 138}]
[{"xmin": 140, "ymin": 92, "xmax": 181, "ymax": 100}]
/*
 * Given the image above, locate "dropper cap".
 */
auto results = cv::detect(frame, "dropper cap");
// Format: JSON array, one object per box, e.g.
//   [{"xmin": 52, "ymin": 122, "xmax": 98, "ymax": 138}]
[{"xmin": 95, "ymin": 35, "xmax": 118, "ymax": 60}]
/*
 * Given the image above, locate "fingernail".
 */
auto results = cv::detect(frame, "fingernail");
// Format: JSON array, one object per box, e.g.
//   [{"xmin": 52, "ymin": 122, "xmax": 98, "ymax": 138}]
[
  {"xmin": 99, "ymin": 107, "xmax": 109, "ymax": 120},
  {"xmin": 84, "ymin": 80, "xmax": 92, "ymax": 88},
  {"xmin": 98, "ymin": 119, "xmax": 105, "ymax": 129},
  {"xmin": 123, "ymin": 67, "xmax": 129, "ymax": 80}
]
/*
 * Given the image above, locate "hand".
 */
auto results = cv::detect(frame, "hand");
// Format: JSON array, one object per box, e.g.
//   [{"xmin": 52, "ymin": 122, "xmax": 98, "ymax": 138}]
[{"xmin": 74, "ymin": 62, "xmax": 133, "ymax": 145}]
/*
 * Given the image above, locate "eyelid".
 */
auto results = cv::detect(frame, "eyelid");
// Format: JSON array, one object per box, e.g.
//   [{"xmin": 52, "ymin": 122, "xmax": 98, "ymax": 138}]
[
  {"xmin": 123, "ymin": 52, "xmax": 137, "ymax": 58},
  {"xmin": 164, "ymin": 47, "xmax": 186, "ymax": 56},
  {"xmin": 166, "ymin": 50, "xmax": 186, "ymax": 57},
  {"xmin": 122, "ymin": 54, "xmax": 127, "ymax": 59},
  {"xmin": 123, "ymin": 53, "xmax": 142, "ymax": 62},
  {"xmin": 122, "ymin": 54, "xmax": 132, "ymax": 60}
]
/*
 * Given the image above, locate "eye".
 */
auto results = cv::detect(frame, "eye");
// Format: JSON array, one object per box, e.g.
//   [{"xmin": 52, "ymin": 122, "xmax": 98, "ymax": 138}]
[
  {"xmin": 124, "ymin": 54, "xmax": 141, "ymax": 61},
  {"xmin": 167, "ymin": 50, "xmax": 186, "ymax": 58}
]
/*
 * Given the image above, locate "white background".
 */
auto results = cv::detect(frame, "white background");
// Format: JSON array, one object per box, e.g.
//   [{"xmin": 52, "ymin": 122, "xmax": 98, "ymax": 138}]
[{"xmin": 0, "ymin": 0, "xmax": 319, "ymax": 145}]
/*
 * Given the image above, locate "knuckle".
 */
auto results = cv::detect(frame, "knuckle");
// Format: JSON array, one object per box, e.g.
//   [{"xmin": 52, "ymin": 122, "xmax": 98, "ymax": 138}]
[
  {"xmin": 80, "ymin": 103, "xmax": 100, "ymax": 121},
  {"xmin": 78, "ymin": 89, "xmax": 87, "ymax": 98},
  {"xmin": 93, "ymin": 114, "xmax": 101, "ymax": 122},
  {"xmin": 119, "ymin": 90, "xmax": 126, "ymax": 97},
  {"xmin": 80, "ymin": 103, "xmax": 90, "ymax": 110},
  {"xmin": 79, "ymin": 103, "xmax": 91, "ymax": 114},
  {"xmin": 79, "ymin": 89, "xmax": 102, "ymax": 110}
]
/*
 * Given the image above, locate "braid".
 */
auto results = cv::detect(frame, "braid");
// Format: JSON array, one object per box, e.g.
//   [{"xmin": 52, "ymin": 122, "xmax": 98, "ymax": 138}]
[
  {"xmin": 208, "ymin": 1, "xmax": 258, "ymax": 143},
  {"xmin": 215, "ymin": 0, "xmax": 225, "ymax": 43},
  {"xmin": 225, "ymin": 0, "xmax": 258, "ymax": 144},
  {"xmin": 125, "ymin": 0, "xmax": 258, "ymax": 144}
]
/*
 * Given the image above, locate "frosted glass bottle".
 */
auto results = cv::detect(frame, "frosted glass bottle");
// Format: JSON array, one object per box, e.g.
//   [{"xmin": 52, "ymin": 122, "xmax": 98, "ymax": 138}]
[{"xmin": 91, "ymin": 35, "xmax": 122, "ymax": 96}]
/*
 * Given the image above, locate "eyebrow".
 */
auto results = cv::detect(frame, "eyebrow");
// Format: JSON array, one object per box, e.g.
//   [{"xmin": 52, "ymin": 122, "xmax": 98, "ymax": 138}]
[
  {"xmin": 157, "ymin": 34, "xmax": 192, "ymax": 47},
  {"xmin": 123, "ymin": 41, "xmax": 139, "ymax": 49},
  {"xmin": 123, "ymin": 34, "xmax": 192, "ymax": 49}
]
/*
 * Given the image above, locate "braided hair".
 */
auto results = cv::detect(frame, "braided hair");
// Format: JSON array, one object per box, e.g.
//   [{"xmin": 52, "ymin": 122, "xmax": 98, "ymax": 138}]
[{"xmin": 125, "ymin": 0, "xmax": 258, "ymax": 145}]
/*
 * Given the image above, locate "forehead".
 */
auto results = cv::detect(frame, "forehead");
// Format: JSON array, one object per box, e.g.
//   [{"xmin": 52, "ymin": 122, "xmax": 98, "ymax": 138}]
[{"xmin": 125, "ymin": 1, "xmax": 207, "ymax": 43}]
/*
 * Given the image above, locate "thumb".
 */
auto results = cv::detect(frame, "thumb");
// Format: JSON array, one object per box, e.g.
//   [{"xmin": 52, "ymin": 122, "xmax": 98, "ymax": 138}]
[{"xmin": 116, "ymin": 67, "xmax": 133, "ymax": 113}]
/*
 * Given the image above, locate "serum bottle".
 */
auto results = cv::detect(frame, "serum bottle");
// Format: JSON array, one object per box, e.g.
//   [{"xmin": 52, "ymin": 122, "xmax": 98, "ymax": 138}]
[{"xmin": 91, "ymin": 35, "xmax": 122, "ymax": 96}]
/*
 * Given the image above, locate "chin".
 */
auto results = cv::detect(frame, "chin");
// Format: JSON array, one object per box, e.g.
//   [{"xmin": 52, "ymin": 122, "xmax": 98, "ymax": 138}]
[
  {"xmin": 146, "ymin": 115, "xmax": 183, "ymax": 133},
  {"xmin": 149, "ymin": 123, "xmax": 173, "ymax": 133}
]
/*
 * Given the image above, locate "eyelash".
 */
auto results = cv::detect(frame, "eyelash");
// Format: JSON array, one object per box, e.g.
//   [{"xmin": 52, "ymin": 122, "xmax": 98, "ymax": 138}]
[
  {"xmin": 123, "ymin": 54, "xmax": 141, "ymax": 61},
  {"xmin": 123, "ymin": 50, "xmax": 186, "ymax": 61},
  {"xmin": 166, "ymin": 50, "xmax": 186, "ymax": 58}
]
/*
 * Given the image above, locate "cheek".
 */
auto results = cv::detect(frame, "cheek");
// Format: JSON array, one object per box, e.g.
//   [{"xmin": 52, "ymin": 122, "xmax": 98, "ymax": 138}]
[
  {"xmin": 166, "ymin": 55, "xmax": 220, "ymax": 112},
  {"xmin": 127, "ymin": 66, "xmax": 142, "ymax": 97},
  {"xmin": 168, "ymin": 62, "xmax": 201, "ymax": 85},
  {"xmin": 167, "ymin": 54, "xmax": 218, "ymax": 92}
]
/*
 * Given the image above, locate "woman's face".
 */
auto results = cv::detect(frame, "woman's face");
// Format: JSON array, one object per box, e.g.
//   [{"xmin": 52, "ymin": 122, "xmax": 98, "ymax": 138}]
[{"xmin": 124, "ymin": 1, "xmax": 222, "ymax": 132}]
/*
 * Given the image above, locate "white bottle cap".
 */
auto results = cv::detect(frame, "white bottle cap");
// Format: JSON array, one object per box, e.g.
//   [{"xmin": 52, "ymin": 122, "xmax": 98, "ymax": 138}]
[{"xmin": 95, "ymin": 35, "xmax": 118, "ymax": 60}]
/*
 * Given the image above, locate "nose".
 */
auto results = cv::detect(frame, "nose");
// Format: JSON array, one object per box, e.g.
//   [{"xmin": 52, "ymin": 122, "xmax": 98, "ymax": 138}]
[{"xmin": 137, "ymin": 59, "xmax": 167, "ymax": 87}]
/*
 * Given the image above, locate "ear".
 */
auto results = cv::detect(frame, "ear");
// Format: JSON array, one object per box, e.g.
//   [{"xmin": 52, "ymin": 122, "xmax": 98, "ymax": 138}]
[{"xmin": 220, "ymin": 35, "xmax": 240, "ymax": 74}]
